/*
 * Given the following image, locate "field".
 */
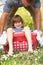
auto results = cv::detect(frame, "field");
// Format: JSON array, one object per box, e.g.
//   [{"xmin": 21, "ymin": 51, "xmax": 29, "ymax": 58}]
[{"xmin": 0, "ymin": 47, "xmax": 43, "ymax": 65}]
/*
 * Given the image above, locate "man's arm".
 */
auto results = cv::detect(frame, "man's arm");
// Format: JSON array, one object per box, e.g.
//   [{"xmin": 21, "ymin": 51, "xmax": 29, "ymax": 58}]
[
  {"xmin": 34, "ymin": 8, "xmax": 41, "ymax": 30},
  {"xmin": 0, "ymin": 0, "xmax": 14, "ymax": 34},
  {"xmin": 33, "ymin": 0, "xmax": 41, "ymax": 30},
  {"xmin": 0, "ymin": 12, "xmax": 9, "ymax": 34},
  {"xmin": 0, "ymin": 6, "xmax": 18, "ymax": 34}
]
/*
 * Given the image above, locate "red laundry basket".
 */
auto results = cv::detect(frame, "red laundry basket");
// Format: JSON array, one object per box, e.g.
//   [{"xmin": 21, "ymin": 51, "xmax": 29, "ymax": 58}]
[{"xmin": 4, "ymin": 32, "xmax": 39, "ymax": 53}]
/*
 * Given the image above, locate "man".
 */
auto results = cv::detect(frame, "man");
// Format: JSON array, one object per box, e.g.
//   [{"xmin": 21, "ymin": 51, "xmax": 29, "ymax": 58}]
[{"xmin": 0, "ymin": 0, "xmax": 41, "ymax": 34}]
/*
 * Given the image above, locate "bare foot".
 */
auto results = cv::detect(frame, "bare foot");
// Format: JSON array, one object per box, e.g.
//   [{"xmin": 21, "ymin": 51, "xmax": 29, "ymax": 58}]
[
  {"xmin": 8, "ymin": 51, "xmax": 13, "ymax": 56},
  {"xmin": 28, "ymin": 49, "xmax": 33, "ymax": 54}
]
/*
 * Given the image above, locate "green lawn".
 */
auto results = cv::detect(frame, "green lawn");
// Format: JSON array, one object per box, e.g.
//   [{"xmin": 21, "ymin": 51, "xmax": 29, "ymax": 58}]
[{"xmin": 0, "ymin": 47, "xmax": 43, "ymax": 65}]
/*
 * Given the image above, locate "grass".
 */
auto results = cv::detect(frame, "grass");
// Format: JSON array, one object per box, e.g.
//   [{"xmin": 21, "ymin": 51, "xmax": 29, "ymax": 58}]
[{"xmin": 0, "ymin": 47, "xmax": 43, "ymax": 65}]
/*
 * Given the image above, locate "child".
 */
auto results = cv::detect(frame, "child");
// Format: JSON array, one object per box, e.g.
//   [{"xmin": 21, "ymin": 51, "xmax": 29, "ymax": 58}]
[{"xmin": 7, "ymin": 15, "xmax": 33, "ymax": 55}]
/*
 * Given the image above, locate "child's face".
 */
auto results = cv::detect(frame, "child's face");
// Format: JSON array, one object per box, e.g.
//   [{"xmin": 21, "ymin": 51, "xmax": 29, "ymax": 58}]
[{"xmin": 14, "ymin": 22, "xmax": 23, "ymax": 28}]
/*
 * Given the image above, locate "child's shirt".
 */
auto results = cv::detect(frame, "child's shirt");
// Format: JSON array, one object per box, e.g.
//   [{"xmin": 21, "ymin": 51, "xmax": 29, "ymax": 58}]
[{"xmin": 13, "ymin": 28, "xmax": 23, "ymax": 32}]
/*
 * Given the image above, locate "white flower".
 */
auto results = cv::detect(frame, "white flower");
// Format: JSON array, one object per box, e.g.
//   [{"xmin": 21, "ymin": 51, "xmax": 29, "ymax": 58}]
[
  {"xmin": 35, "ymin": 58, "xmax": 38, "ymax": 61},
  {"xmin": 1, "ymin": 54, "xmax": 8, "ymax": 60}
]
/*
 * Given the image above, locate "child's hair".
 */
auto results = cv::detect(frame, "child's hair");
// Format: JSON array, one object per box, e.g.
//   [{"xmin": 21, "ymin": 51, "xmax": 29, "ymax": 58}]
[{"xmin": 12, "ymin": 15, "xmax": 24, "ymax": 28}]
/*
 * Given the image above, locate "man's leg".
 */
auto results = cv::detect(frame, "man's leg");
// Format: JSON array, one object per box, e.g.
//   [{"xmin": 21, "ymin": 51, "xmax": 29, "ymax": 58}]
[{"xmin": 25, "ymin": 6, "xmax": 41, "ymax": 30}]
